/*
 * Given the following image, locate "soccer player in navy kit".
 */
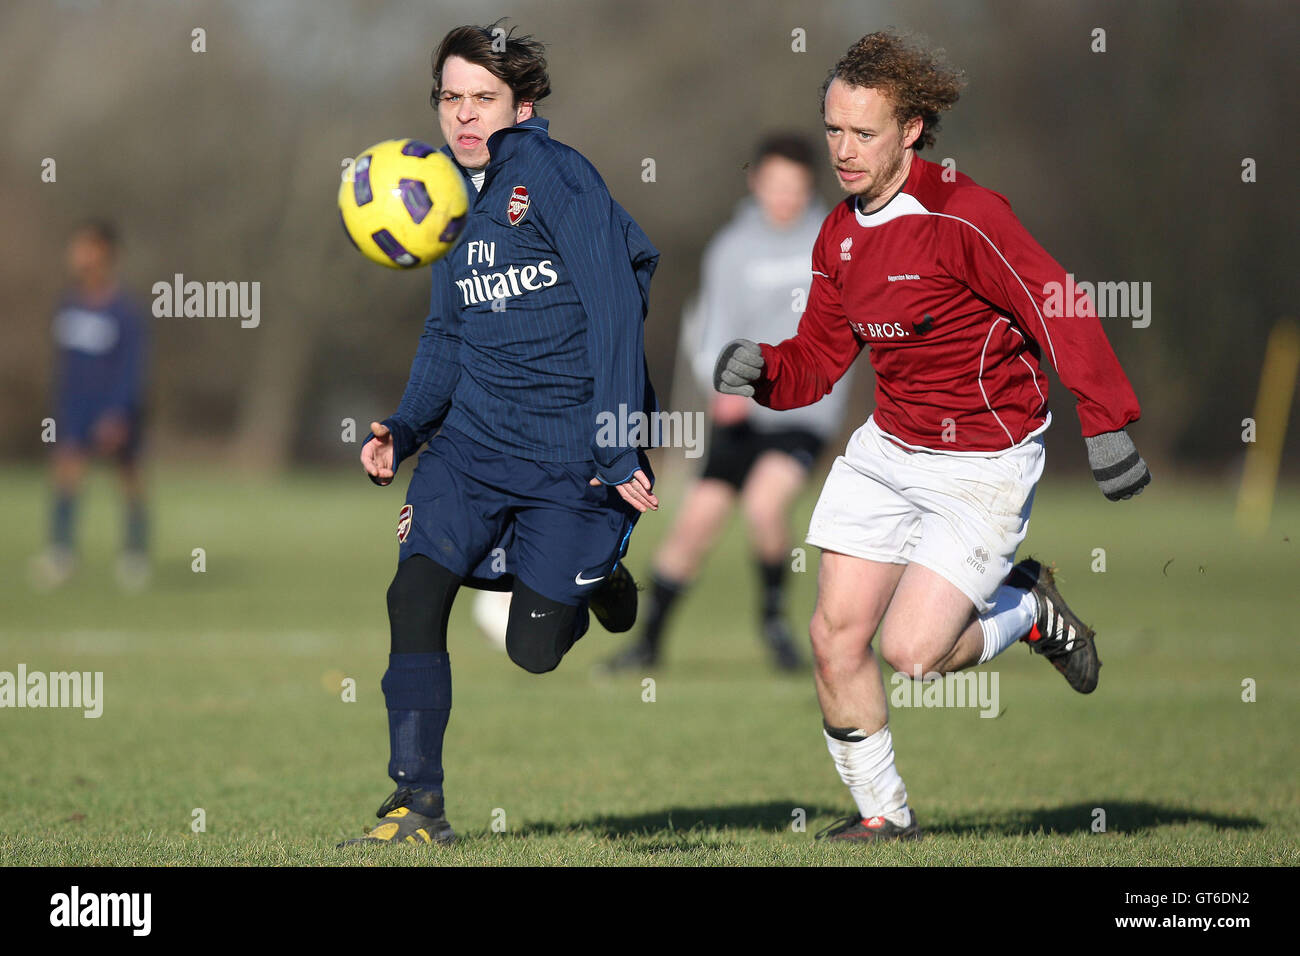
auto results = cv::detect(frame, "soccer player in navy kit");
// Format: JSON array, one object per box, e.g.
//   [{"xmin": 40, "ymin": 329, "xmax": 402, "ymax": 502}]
[
  {"xmin": 33, "ymin": 221, "xmax": 150, "ymax": 591},
  {"xmin": 341, "ymin": 24, "xmax": 659, "ymax": 847}
]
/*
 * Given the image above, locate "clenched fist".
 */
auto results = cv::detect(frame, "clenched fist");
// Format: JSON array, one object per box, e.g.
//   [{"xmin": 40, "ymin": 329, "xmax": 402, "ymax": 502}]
[
  {"xmin": 713, "ymin": 338, "xmax": 765, "ymax": 397},
  {"xmin": 1084, "ymin": 429, "xmax": 1151, "ymax": 501}
]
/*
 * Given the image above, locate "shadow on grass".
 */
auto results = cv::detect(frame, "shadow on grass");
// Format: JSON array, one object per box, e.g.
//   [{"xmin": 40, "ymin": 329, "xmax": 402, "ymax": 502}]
[
  {"xmin": 509, "ymin": 802, "xmax": 844, "ymax": 840},
  {"xmin": 505, "ymin": 800, "xmax": 1262, "ymax": 843},
  {"xmin": 922, "ymin": 801, "xmax": 1263, "ymax": 837}
]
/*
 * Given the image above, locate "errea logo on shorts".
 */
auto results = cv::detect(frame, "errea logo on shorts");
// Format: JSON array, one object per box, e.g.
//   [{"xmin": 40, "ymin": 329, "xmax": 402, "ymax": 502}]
[
  {"xmin": 967, "ymin": 546, "xmax": 991, "ymax": 574},
  {"xmin": 839, "ymin": 237, "xmax": 853, "ymax": 260}
]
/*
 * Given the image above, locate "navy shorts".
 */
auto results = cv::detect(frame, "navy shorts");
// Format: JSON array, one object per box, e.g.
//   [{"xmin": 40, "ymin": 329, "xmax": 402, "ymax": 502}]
[
  {"xmin": 56, "ymin": 401, "xmax": 143, "ymax": 462},
  {"xmin": 396, "ymin": 425, "xmax": 651, "ymax": 606}
]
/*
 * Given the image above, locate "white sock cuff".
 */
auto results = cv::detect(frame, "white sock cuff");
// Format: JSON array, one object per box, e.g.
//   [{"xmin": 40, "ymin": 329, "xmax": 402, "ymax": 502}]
[
  {"xmin": 823, "ymin": 725, "xmax": 909, "ymax": 821},
  {"xmin": 977, "ymin": 584, "xmax": 1038, "ymax": 664}
]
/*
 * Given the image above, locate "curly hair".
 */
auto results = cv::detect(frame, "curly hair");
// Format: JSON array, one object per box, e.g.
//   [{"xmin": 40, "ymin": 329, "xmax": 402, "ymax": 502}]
[
  {"xmin": 431, "ymin": 19, "xmax": 550, "ymax": 112},
  {"xmin": 820, "ymin": 31, "xmax": 964, "ymax": 151}
]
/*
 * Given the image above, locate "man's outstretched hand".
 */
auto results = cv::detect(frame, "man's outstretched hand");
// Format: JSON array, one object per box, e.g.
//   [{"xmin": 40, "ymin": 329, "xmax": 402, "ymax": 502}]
[
  {"xmin": 361, "ymin": 421, "xmax": 395, "ymax": 486},
  {"xmin": 590, "ymin": 469, "xmax": 658, "ymax": 513},
  {"xmin": 713, "ymin": 338, "xmax": 765, "ymax": 397}
]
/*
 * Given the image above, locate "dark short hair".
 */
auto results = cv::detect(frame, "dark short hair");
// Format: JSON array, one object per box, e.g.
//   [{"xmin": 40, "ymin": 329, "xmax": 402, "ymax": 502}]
[
  {"xmin": 431, "ymin": 19, "xmax": 550, "ymax": 112},
  {"xmin": 754, "ymin": 134, "xmax": 818, "ymax": 174},
  {"xmin": 72, "ymin": 219, "xmax": 118, "ymax": 251},
  {"xmin": 820, "ymin": 31, "xmax": 964, "ymax": 151}
]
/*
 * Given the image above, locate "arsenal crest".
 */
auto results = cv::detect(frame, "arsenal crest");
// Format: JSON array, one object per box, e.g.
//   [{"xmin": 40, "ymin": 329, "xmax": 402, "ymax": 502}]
[
  {"xmin": 397, "ymin": 504, "xmax": 414, "ymax": 543},
  {"xmin": 507, "ymin": 185, "xmax": 530, "ymax": 225}
]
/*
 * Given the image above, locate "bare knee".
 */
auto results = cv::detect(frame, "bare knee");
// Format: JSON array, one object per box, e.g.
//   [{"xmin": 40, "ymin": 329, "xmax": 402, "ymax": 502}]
[
  {"xmin": 881, "ymin": 649, "xmax": 941, "ymax": 680},
  {"xmin": 877, "ymin": 569, "xmax": 980, "ymax": 678},
  {"xmin": 878, "ymin": 631, "xmax": 943, "ymax": 680},
  {"xmin": 809, "ymin": 605, "xmax": 874, "ymax": 685}
]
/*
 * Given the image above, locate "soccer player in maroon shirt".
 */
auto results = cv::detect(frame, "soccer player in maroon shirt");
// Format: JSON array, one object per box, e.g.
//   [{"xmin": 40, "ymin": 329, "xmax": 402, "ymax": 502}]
[{"xmin": 714, "ymin": 32, "xmax": 1150, "ymax": 842}]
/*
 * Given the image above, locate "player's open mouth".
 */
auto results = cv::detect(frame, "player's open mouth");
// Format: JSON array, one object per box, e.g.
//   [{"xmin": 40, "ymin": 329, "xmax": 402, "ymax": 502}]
[
  {"xmin": 837, "ymin": 168, "xmax": 866, "ymax": 183},
  {"xmin": 457, "ymin": 135, "xmax": 481, "ymax": 150}
]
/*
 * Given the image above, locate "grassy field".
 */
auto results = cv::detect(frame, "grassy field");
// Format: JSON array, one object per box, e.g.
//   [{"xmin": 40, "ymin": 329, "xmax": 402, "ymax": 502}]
[{"xmin": 0, "ymin": 462, "xmax": 1296, "ymax": 866}]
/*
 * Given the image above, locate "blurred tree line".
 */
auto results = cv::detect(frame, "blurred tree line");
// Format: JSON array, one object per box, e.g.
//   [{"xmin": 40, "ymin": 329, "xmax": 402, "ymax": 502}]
[{"xmin": 2, "ymin": 0, "xmax": 1296, "ymax": 477}]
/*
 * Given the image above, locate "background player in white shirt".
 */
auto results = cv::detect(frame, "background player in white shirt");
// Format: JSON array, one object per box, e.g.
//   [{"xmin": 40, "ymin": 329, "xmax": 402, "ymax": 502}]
[{"xmin": 604, "ymin": 135, "xmax": 853, "ymax": 674}]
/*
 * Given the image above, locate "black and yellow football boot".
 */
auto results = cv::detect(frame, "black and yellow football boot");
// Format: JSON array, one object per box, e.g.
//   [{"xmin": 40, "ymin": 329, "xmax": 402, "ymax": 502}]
[{"xmin": 338, "ymin": 787, "xmax": 456, "ymax": 848}]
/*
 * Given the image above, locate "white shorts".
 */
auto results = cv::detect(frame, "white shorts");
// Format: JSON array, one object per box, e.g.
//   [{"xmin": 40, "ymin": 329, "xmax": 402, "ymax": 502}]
[{"xmin": 806, "ymin": 416, "xmax": 1045, "ymax": 613}]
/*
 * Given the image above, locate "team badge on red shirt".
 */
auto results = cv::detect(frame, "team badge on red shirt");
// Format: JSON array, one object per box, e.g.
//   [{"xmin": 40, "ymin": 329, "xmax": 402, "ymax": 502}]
[
  {"xmin": 507, "ymin": 185, "xmax": 530, "ymax": 225},
  {"xmin": 397, "ymin": 504, "xmax": 414, "ymax": 542}
]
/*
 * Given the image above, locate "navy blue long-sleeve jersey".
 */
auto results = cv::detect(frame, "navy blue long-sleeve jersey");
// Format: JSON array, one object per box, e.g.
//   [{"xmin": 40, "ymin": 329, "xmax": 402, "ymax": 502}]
[
  {"xmin": 53, "ymin": 286, "xmax": 147, "ymax": 418},
  {"xmin": 382, "ymin": 119, "xmax": 659, "ymax": 485}
]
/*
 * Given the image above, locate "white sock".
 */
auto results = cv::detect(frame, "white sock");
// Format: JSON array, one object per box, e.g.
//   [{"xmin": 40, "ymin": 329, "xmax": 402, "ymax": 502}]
[
  {"xmin": 977, "ymin": 585, "xmax": 1039, "ymax": 664},
  {"xmin": 823, "ymin": 725, "xmax": 910, "ymax": 825}
]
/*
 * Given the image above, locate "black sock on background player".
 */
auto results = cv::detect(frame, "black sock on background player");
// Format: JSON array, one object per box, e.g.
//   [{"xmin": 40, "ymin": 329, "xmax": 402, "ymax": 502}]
[
  {"xmin": 600, "ymin": 572, "xmax": 684, "ymax": 671},
  {"xmin": 641, "ymin": 573, "xmax": 686, "ymax": 657},
  {"xmin": 602, "ymin": 561, "xmax": 801, "ymax": 673},
  {"xmin": 758, "ymin": 558, "xmax": 785, "ymax": 623},
  {"xmin": 757, "ymin": 558, "xmax": 801, "ymax": 672}
]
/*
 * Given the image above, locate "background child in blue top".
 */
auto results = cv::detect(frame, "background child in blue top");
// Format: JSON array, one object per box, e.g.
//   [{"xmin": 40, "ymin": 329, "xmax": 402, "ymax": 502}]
[{"xmin": 34, "ymin": 221, "xmax": 150, "ymax": 591}]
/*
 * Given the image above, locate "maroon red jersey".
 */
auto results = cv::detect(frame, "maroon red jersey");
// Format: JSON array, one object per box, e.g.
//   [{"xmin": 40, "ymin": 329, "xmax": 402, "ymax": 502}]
[{"xmin": 754, "ymin": 154, "xmax": 1140, "ymax": 451}]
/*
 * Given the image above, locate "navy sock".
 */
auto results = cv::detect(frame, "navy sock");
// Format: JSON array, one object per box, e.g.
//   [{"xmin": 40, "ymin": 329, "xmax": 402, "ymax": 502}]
[
  {"xmin": 125, "ymin": 501, "xmax": 147, "ymax": 554},
  {"xmin": 381, "ymin": 652, "xmax": 452, "ymax": 795},
  {"xmin": 52, "ymin": 494, "xmax": 76, "ymax": 550}
]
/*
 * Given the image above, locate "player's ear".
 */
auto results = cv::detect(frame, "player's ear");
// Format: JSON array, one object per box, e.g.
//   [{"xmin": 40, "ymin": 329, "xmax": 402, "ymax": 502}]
[
  {"xmin": 900, "ymin": 116, "xmax": 924, "ymax": 150},
  {"xmin": 516, "ymin": 100, "xmax": 534, "ymax": 122}
]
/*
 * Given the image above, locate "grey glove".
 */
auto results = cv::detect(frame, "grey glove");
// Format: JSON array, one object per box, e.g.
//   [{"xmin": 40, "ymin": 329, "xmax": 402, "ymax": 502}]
[
  {"xmin": 1085, "ymin": 429, "xmax": 1151, "ymax": 500},
  {"xmin": 713, "ymin": 338, "xmax": 765, "ymax": 397}
]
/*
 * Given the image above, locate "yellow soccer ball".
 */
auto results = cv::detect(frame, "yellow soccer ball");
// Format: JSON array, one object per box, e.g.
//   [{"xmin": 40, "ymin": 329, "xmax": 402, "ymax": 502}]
[{"xmin": 338, "ymin": 139, "xmax": 469, "ymax": 269}]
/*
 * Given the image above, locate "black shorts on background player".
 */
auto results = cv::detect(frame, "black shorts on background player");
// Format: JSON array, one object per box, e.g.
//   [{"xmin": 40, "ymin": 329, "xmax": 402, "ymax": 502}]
[{"xmin": 700, "ymin": 422, "xmax": 824, "ymax": 488}]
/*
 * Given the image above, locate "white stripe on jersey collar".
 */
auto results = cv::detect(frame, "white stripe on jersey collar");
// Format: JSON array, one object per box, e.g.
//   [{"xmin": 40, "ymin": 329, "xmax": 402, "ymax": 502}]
[{"xmin": 854, "ymin": 190, "xmax": 927, "ymax": 228}]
